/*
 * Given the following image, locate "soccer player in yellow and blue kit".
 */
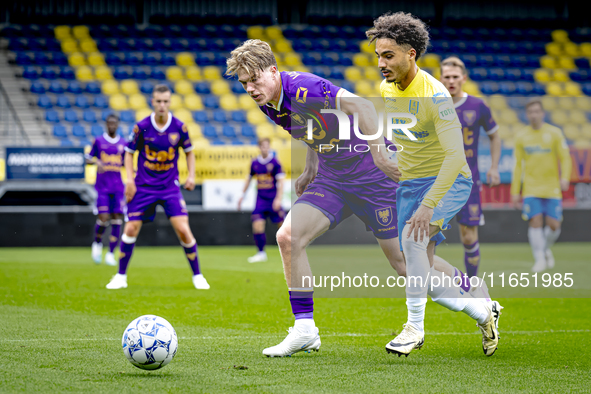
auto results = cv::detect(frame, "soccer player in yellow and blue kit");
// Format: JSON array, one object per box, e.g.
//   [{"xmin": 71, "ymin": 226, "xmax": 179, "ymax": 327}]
[
  {"xmin": 511, "ymin": 99, "xmax": 571, "ymax": 273},
  {"xmin": 370, "ymin": 12, "xmax": 502, "ymax": 357}
]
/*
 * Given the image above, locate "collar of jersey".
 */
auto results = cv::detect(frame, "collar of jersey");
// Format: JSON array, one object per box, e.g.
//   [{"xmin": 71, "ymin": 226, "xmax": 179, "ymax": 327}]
[
  {"xmin": 103, "ymin": 132, "xmax": 120, "ymax": 144},
  {"xmin": 390, "ymin": 66, "xmax": 422, "ymax": 96},
  {"xmin": 453, "ymin": 92, "xmax": 468, "ymax": 108},
  {"xmin": 257, "ymin": 153, "xmax": 275, "ymax": 165},
  {"xmin": 265, "ymin": 76, "xmax": 284, "ymax": 111},
  {"xmin": 150, "ymin": 112, "xmax": 173, "ymax": 133}
]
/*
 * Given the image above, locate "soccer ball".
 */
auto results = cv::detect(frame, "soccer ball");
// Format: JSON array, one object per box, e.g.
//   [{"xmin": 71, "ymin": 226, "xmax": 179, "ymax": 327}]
[{"xmin": 122, "ymin": 315, "xmax": 178, "ymax": 370}]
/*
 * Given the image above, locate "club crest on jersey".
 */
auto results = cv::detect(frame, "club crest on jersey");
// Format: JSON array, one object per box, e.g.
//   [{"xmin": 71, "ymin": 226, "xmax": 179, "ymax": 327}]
[
  {"xmin": 296, "ymin": 87, "xmax": 308, "ymax": 104},
  {"xmin": 375, "ymin": 207, "xmax": 393, "ymax": 226},
  {"xmin": 266, "ymin": 163, "xmax": 274, "ymax": 172},
  {"xmin": 409, "ymin": 100, "xmax": 419, "ymax": 116},
  {"xmin": 291, "ymin": 113, "xmax": 306, "ymax": 126},
  {"xmin": 463, "ymin": 110, "xmax": 476, "ymax": 126},
  {"xmin": 469, "ymin": 204, "xmax": 479, "ymax": 217},
  {"xmin": 168, "ymin": 132, "xmax": 180, "ymax": 145}
]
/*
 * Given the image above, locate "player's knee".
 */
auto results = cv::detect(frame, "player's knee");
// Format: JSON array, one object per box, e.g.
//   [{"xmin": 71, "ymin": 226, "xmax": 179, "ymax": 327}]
[
  {"xmin": 276, "ymin": 226, "xmax": 291, "ymax": 251},
  {"xmin": 125, "ymin": 222, "xmax": 141, "ymax": 237},
  {"xmin": 400, "ymin": 224, "xmax": 429, "ymax": 252},
  {"xmin": 391, "ymin": 257, "xmax": 406, "ymax": 277},
  {"xmin": 549, "ymin": 222, "xmax": 561, "ymax": 231},
  {"xmin": 462, "ymin": 228, "xmax": 478, "ymax": 245}
]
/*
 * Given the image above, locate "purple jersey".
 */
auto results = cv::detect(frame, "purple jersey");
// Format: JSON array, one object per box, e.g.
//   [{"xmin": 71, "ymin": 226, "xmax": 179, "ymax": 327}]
[
  {"xmin": 454, "ymin": 93, "xmax": 498, "ymax": 186},
  {"xmin": 259, "ymin": 71, "xmax": 386, "ymax": 183},
  {"xmin": 87, "ymin": 133, "xmax": 126, "ymax": 193},
  {"xmin": 127, "ymin": 112, "xmax": 192, "ymax": 190},
  {"xmin": 251, "ymin": 153, "xmax": 284, "ymax": 200}
]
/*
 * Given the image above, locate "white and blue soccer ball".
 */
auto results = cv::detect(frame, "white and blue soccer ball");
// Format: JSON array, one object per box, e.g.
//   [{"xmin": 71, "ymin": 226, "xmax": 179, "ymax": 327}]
[{"xmin": 122, "ymin": 315, "xmax": 178, "ymax": 370}]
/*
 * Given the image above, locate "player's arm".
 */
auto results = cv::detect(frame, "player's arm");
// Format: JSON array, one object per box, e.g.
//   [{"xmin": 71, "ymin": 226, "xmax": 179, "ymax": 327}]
[
  {"xmin": 295, "ymin": 146, "xmax": 319, "ymax": 197},
  {"xmin": 556, "ymin": 132, "xmax": 572, "ymax": 192},
  {"xmin": 510, "ymin": 137, "xmax": 524, "ymax": 209},
  {"xmin": 237, "ymin": 173, "xmax": 253, "ymax": 211},
  {"xmin": 339, "ymin": 90, "xmax": 401, "ymax": 182},
  {"xmin": 124, "ymin": 151, "xmax": 136, "ymax": 202},
  {"xmin": 487, "ymin": 130, "xmax": 502, "ymax": 186},
  {"xmin": 85, "ymin": 140, "xmax": 104, "ymax": 172},
  {"xmin": 273, "ymin": 175, "xmax": 284, "ymax": 212},
  {"xmin": 184, "ymin": 150, "xmax": 196, "ymax": 191}
]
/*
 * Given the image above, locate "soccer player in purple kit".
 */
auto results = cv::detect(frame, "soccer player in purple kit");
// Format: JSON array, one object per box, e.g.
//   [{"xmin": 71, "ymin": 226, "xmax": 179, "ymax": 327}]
[
  {"xmin": 227, "ymin": 39, "xmax": 495, "ymax": 358},
  {"xmin": 105, "ymin": 85, "xmax": 209, "ymax": 290},
  {"xmin": 439, "ymin": 57, "xmax": 502, "ymax": 278},
  {"xmin": 86, "ymin": 114, "xmax": 126, "ymax": 266},
  {"xmin": 237, "ymin": 138, "xmax": 285, "ymax": 263}
]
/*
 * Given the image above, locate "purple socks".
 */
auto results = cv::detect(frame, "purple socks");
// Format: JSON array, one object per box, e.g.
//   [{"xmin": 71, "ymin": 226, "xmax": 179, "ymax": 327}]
[
  {"xmin": 289, "ymin": 290, "xmax": 314, "ymax": 319},
  {"xmin": 253, "ymin": 233, "xmax": 266, "ymax": 252},
  {"xmin": 182, "ymin": 240, "xmax": 201, "ymax": 275},
  {"xmin": 454, "ymin": 267, "xmax": 471, "ymax": 292},
  {"xmin": 118, "ymin": 236, "xmax": 135, "ymax": 275},
  {"xmin": 94, "ymin": 220, "xmax": 107, "ymax": 243},
  {"xmin": 109, "ymin": 221, "xmax": 122, "ymax": 253},
  {"xmin": 463, "ymin": 241, "xmax": 481, "ymax": 278}
]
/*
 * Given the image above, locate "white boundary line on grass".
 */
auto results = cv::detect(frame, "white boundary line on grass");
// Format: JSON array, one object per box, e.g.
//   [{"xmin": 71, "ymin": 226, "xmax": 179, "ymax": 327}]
[{"xmin": 2, "ymin": 329, "xmax": 589, "ymax": 343}]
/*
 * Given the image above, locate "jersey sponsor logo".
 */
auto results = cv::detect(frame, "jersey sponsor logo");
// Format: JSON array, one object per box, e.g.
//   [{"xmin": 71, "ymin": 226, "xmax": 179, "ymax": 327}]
[
  {"xmin": 524, "ymin": 146, "xmax": 552, "ymax": 155},
  {"xmin": 375, "ymin": 207, "xmax": 393, "ymax": 226},
  {"xmin": 438, "ymin": 103, "xmax": 456, "ymax": 121},
  {"xmin": 290, "ymin": 113, "xmax": 306, "ymax": 126},
  {"xmin": 296, "ymin": 87, "xmax": 308, "ymax": 104},
  {"xmin": 168, "ymin": 132, "xmax": 180, "ymax": 146},
  {"xmin": 431, "ymin": 92, "xmax": 449, "ymax": 105},
  {"xmin": 463, "ymin": 110, "xmax": 476, "ymax": 126}
]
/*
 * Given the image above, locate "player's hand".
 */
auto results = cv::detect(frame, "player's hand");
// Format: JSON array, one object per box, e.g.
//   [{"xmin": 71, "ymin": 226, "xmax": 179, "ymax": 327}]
[
  {"xmin": 272, "ymin": 197, "xmax": 282, "ymax": 212},
  {"xmin": 237, "ymin": 196, "xmax": 243, "ymax": 210},
  {"xmin": 511, "ymin": 195, "xmax": 522, "ymax": 210},
  {"xmin": 125, "ymin": 181, "xmax": 136, "ymax": 203},
  {"xmin": 375, "ymin": 155, "xmax": 401, "ymax": 183},
  {"xmin": 96, "ymin": 161, "xmax": 105, "ymax": 173},
  {"xmin": 295, "ymin": 171, "xmax": 316, "ymax": 197},
  {"xmin": 406, "ymin": 204, "xmax": 434, "ymax": 243},
  {"xmin": 560, "ymin": 179, "xmax": 570, "ymax": 192},
  {"xmin": 184, "ymin": 177, "xmax": 195, "ymax": 191},
  {"xmin": 487, "ymin": 168, "xmax": 501, "ymax": 187}
]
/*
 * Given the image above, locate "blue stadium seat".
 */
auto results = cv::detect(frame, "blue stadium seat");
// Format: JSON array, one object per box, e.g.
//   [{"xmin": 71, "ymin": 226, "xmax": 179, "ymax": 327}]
[
  {"xmin": 37, "ymin": 95, "xmax": 52, "ymax": 109},
  {"xmin": 461, "ymin": 55, "xmax": 477, "ymax": 68},
  {"xmin": 46, "ymin": 110, "xmax": 60, "ymax": 123},
  {"xmin": 339, "ymin": 54, "xmax": 353, "ymax": 67},
  {"xmin": 120, "ymin": 110, "xmax": 134, "ymax": 123},
  {"xmin": 521, "ymin": 68, "xmax": 535, "ymax": 82},
  {"xmin": 126, "ymin": 52, "xmax": 142, "ymax": 66},
  {"xmin": 498, "ymin": 82, "xmax": 516, "ymax": 96},
  {"xmin": 505, "ymin": 69, "xmax": 522, "ymax": 81},
  {"xmin": 15, "ymin": 53, "xmax": 33, "ymax": 65},
  {"xmin": 94, "ymin": 95, "xmax": 109, "ymax": 109},
  {"xmin": 67, "ymin": 81, "xmax": 83, "ymax": 94},
  {"xmin": 60, "ymin": 138, "xmax": 74, "ymax": 147},
  {"xmin": 72, "ymin": 125, "xmax": 87, "ymax": 138},
  {"xmin": 340, "ymin": 81, "xmax": 354, "ymax": 93},
  {"xmin": 161, "ymin": 53, "xmax": 176, "ymax": 66},
  {"xmin": 117, "ymin": 126, "xmax": 126, "ymax": 138},
  {"xmin": 488, "ymin": 68, "xmax": 504, "ymax": 81},
  {"xmin": 231, "ymin": 139, "xmax": 245, "ymax": 145},
  {"xmin": 476, "ymin": 55, "xmax": 494, "ymax": 67},
  {"xmin": 83, "ymin": 110, "xmax": 97, "ymax": 123},
  {"xmin": 213, "ymin": 110, "xmax": 227, "ymax": 123},
  {"xmin": 202, "ymin": 125, "xmax": 218, "ymax": 138},
  {"xmin": 494, "ymin": 56, "xmax": 511, "ymax": 68},
  {"xmin": 41, "ymin": 67, "xmax": 57, "ymax": 80},
  {"xmin": 193, "ymin": 111, "xmax": 209, "ymax": 123},
  {"xmin": 101, "ymin": 110, "xmax": 115, "ymax": 121},
  {"xmin": 132, "ymin": 67, "xmax": 147, "ymax": 80},
  {"xmin": 470, "ymin": 68, "xmax": 487, "ymax": 81},
  {"xmin": 22, "ymin": 66, "xmax": 39, "ymax": 80},
  {"xmin": 196, "ymin": 52, "xmax": 215, "ymax": 66},
  {"xmin": 53, "ymin": 125, "xmax": 67, "ymax": 138},
  {"xmin": 140, "ymin": 81, "xmax": 155, "ymax": 94},
  {"xmin": 231, "ymin": 110, "xmax": 246, "ymax": 123},
  {"xmin": 64, "ymin": 110, "xmax": 79, "ymax": 123},
  {"xmin": 241, "ymin": 125, "xmax": 256, "ymax": 138},
  {"xmin": 51, "ymin": 52, "xmax": 68, "ymax": 65},
  {"xmin": 137, "ymin": 39, "xmax": 154, "ymax": 51},
  {"xmin": 329, "ymin": 68, "xmax": 345, "ymax": 80},
  {"xmin": 575, "ymin": 58, "xmax": 590, "ymax": 69},
  {"xmin": 479, "ymin": 82, "xmax": 498, "ymax": 95},
  {"xmin": 91, "ymin": 124, "xmax": 104, "ymax": 137},
  {"xmin": 222, "ymin": 125, "xmax": 236, "ymax": 138},
  {"xmin": 145, "ymin": 53, "xmax": 160, "ymax": 66},
  {"xmin": 203, "ymin": 96, "xmax": 219, "ymax": 109},
  {"xmin": 74, "ymin": 95, "xmax": 90, "ymax": 109},
  {"xmin": 211, "ymin": 139, "xmax": 225, "ymax": 145},
  {"xmin": 30, "ymin": 81, "xmax": 46, "ymax": 94},
  {"xmin": 230, "ymin": 81, "xmax": 243, "ymax": 94},
  {"xmin": 106, "ymin": 52, "xmax": 124, "ymax": 66},
  {"xmin": 510, "ymin": 55, "xmax": 528, "ymax": 68},
  {"xmin": 45, "ymin": 39, "xmax": 61, "ymax": 51},
  {"xmin": 78, "ymin": 138, "xmax": 92, "ymax": 147},
  {"xmin": 533, "ymin": 83, "xmax": 546, "ymax": 95},
  {"xmin": 583, "ymin": 83, "xmax": 591, "ymax": 96},
  {"xmin": 56, "ymin": 95, "xmax": 71, "ymax": 109},
  {"xmin": 149, "ymin": 68, "xmax": 165, "ymax": 80},
  {"xmin": 85, "ymin": 82, "xmax": 101, "ymax": 94},
  {"xmin": 302, "ymin": 52, "xmax": 322, "ymax": 66},
  {"xmin": 322, "ymin": 52, "xmax": 339, "ymax": 66},
  {"xmin": 59, "ymin": 67, "xmax": 75, "ymax": 80},
  {"xmin": 114, "ymin": 67, "xmax": 131, "ymax": 80},
  {"xmin": 194, "ymin": 82, "xmax": 211, "ymax": 95},
  {"xmin": 571, "ymin": 70, "xmax": 590, "ymax": 82}
]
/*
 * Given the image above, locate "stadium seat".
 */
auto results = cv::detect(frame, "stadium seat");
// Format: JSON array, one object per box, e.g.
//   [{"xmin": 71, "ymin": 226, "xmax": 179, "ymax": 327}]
[
  {"xmin": 202, "ymin": 125, "xmax": 218, "ymax": 138},
  {"xmin": 238, "ymin": 94, "xmax": 257, "ymax": 110},
  {"xmin": 219, "ymin": 94, "xmax": 238, "ymax": 111},
  {"xmin": 110, "ymin": 94, "xmax": 129, "ymax": 111},
  {"xmin": 74, "ymin": 96, "xmax": 90, "ymax": 109},
  {"xmin": 139, "ymin": 81, "xmax": 154, "ymax": 95},
  {"xmin": 40, "ymin": 67, "xmax": 57, "ymax": 80},
  {"xmin": 95, "ymin": 66, "xmax": 113, "ymax": 80},
  {"xmin": 101, "ymin": 80, "xmax": 119, "ymax": 95},
  {"xmin": 211, "ymin": 80, "xmax": 230, "ymax": 96},
  {"xmin": 173, "ymin": 108, "xmax": 192, "ymax": 124},
  {"xmin": 91, "ymin": 124, "xmax": 104, "ymax": 137},
  {"xmin": 222, "ymin": 125, "xmax": 237, "ymax": 138},
  {"xmin": 193, "ymin": 111, "xmax": 209, "ymax": 123},
  {"xmin": 132, "ymin": 67, "xmax": 147, "ymax": 80},
  {"xmin": 75, "ymin": 66, "xmax": 93, "ymax": 81},
  {"xmin": 114, "ymin": 67, "xmax": 131, "ymax": 80},
  {"xmin": 182, "ymin": 94, "xmax": 202, "ymax": 111},
  {"xmin": 78, "ymin": 138, "xmax": 92, "ymax": 147},
  {"xmin": 64, "ymin": 110, "xmax": 78, "ymax": 123},
  {"xmin": 72, "ymin": 124, "xmax": 87, "ymax": 138},
  {"xmin": 48, "ymin": 81, "xmax": 65, "ymax": 94},
  {"xmin": 30, "ymin": 81, "xmax": 46, "ymax": 94},
  {"xmin": 241, "ymin": 125, "xmax": 256, "ymax": 138},
  {"xmin": 231, "ymin": 110, "xmax": 247, "ymax": 123},
  {"xmin": 203, "ymin": 95, "xmax": 220, "ymax": 109},
  {"xmin": 84, "ymin": 82, "xmax": 100, "ymax": 94},
  {"xmin": 87, "ymin": 52, "xmax": 105, "ymax": 67},
  {"xmin": 194, "ymin": 82, "xmax": 211, "ymax": 95},
  {"xmin": 37, "ymin": 95, "xmax": 52, "ymax": 109},
  {"xmin": 121, "ymin": 80, "xmax": 139, "ymax": 95},
  {"xmin": 166, "ymin": 66, "xmax": 184, "ymax": 81},
  {"xmin": 65, "ymin": 81, "xmax": 82, "ymax": 95},
  {"xmin": 93, "ymin": 95, "xmax": 108, "ymax": 109},
  {"xmin": 176, "ymin": 52, "xmax": 195, "ymax": 67},
  {"xmin": 185, "ymin": 66, "xmax": 202, "ymax": 82},
  {"xmin": 175, "ymin": 80, "xmax": 194, "ymax": 96},
  {"xmin": 149, "ymin": 68, "xmax": 166, "ymax": 80},
  {"xmin": 68, "ymin": 52, "xmax": 86, "ymax": 67},
  {"xmin": 120, "ymin": 110, "xmax": 135, "ymax": 123},
  {"xmin": 45, "ymin": 110, "xmax": 60, "ymax": 123},
  {"xmin": 135, "ymin": 108, "xmax": 152, "ymax": 122},
  {"xmin": 60, "ymin": 138, "xmax": 74, "ymax": 147},
  {"xmin": 59, "ymin": 66, "xmax": 75, "ymax": 80},
  {"xmin": 82, "ymin": 110, "xmax": 97, "ymax": 123},
  {"xmin": 186, "ymin": 122, "xmax": 202, "ymax": 139},
  {"xmin": 169, "ymin": 94, "xmax": 183, "ymax": 111},
  {"xmin": 213, "ymin": 110, "xmax": 227, "ymax": 123},
  {"xmin": 203, "ymin": 66, "xmax": 222, "ymax": 80}
]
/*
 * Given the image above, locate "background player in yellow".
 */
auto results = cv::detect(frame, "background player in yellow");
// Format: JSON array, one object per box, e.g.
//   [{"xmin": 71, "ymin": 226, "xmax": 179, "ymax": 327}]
[
  {"xmin": 511, "ymin": 99, "xmax": 572, "ymax": 272},
  {"xmin": 372, "ymin": 11, "xmax": 502, "ymax": 357}
]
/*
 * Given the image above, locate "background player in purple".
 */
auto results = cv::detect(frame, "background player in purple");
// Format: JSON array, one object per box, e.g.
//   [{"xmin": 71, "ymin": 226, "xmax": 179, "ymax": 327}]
[
  {"xmin": 86, "ymin": 114, "xmax": 126, "ymax": 266},
  {"xmin": 439, "ymin": 57, "xmax": 502, "ymax": 278},
  {"xmin": 227, "ymin": 40, "xmax": 492, "ymax": 358},
  {"xmin": 237, "ymin": 138, "xmax": 285, "ymax": 263},
  {"xmin": 105, "ymin": 85, "xmax": 209, "ymax": 290}
]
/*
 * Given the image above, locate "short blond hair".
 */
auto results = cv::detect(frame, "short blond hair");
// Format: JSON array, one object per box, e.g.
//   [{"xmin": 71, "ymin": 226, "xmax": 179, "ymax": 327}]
[
  {"xmin": 441, "ymin": 56, "xmax": 467, "ymax": 75},
  {"xmin": 226, "ymin": 39, "xmax": 278, "ymax": 78}
]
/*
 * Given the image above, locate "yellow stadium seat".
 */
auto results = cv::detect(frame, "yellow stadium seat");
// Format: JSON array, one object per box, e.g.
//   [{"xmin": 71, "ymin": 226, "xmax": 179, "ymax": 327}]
[
  {"xmin": 564, "ymin": 82, "xmax": 582, "ymax": 96},
  {"xmin": 220, "ymin": 94, "xmax": 239, "ymax": 111},
  {"xmin": 539, "ymin": 56, "xmax": 558, "ymax": 69},
  {"xmin": 355, "ymin": 80, "xmax": 376, "ymax": 96},
  {"xmin": 275, "ymin": 40, "xmax": 292, "ymax": 53},
  {"xmin": 129, "ymin": 94, "xmax": 148, "ymax": 110},
  {"xmin": 166, "ymin": 66, "xmax": 184, "ymax": 81},
  {"xmin": 570, "ymin": 110, "xmax": 587, "ymax": 125},
  {"xmin": 54, "ymin": 25, "xmax": 71, "ymax": 40},
  {"xmin": 203, "ymin": 66, "xmax": 221, "ymax": 80},
  {"xmin": 109, "ymin": 94, "xmax": 129, "ymax": 111},
  {"xmin": 553, "ymin": 69, "xmax": 570, "ymax": 82},
  {"xmin": 247, "ymin": 26, "xmax": 265, "ymax": 40},
  {"xmin": 61, "ymin": 39, "xmax": 78, "ymax": 54},
  {"xmin": 239, "ymin": 94, "xmax": 258, "ymax": 110},
  {"xmin": 488, "ymin": 95, "xmax": 508, "ymax": 110},
  {"xmin": 345, "ymin": 67, "xmax": 363, "ymax": 82},
  {"xmin": 556, "ymin": 96, "xmax": 575, "ymax": 110},
  {"xmin": 257, "ymin": 123, "xmax": 275, "ymax": 139},
  {"xmin": 121, "ymin": 80, "xmax": 139, "ymax": 95},
  {"xmin": 562, "ymin": 124, "xmax": 580, "ymax": 140},
  {"xmin": 80, "ymin": 39, "xmax": 98, "ymax": 53},
  {"xmin": 95, "ymin": 66, "xmax": 113, "ymax": 80},
  {"xmin": 174, "ymin": 80, "xmax": 194, "ymax": 96},
  {"xmin": 541, "ymin": 96, "xmax": 558, "ymax": 111},
  {"xmin": 558, "ymin": 57, "xmax": 575, "ymax": 69},
  {"xmin": 185, "ymin": 66, "xmax": 202, "ymax": 82},
  {"xmin": 296, "ymin": 65, "xmax": 309, "ymax": 73},
  {"xmin": 173, "ymin": 108, "xmax": 193, "ymax": 124},
  {"xmin": 68, "ymin": 52, "xmax": 86, "ymax": 67},
  {"xmin": 72, "ymin": 25, "xmax": 90, "ymax": 39},
  {"xmin": 421, "ymin": 53, "xmax": 440, "ymax": 69},
  {"xmin": 176, "ymin": 52, "xmax": 195, "ymax": 67},
  {"xmin": 353, "ymin": 53, "xmax": 371, "ymax": 67},
  {"xmin": 211, "ymin": 80, "xmax": 230, "ymax": 96},
  {"xmin": 534, "ymin": 69, "xmax": 552, "ymax": 83},
  {"xmin": 87, "ymin": 52, "xmax": 105, "ymax": 66},
  {"xmin": 550, "ymin": 109, "xmax": 568, "ymax": 125},
  {"xmin": 101, "ymin": 80, "xmax": 119, "ymax": 95},
  {"xmin": 575, "ymin": 96, "xmax": 591, "ymax": 111},
  {"xmin": 186, "ymin": 122, "xmax": 202, "ymax": 139},
  {"xmin": 185, "ymin": 94, "xmax": 204, "ymax": 111},
  {"xmin": 169, "ymin": 94, "xmax": 183, "ymax": 111},
  {"xmin": 545, "ymin": 42, "xmax": 562, "ymax": 57},
  {"xmin": 581, "ymin": 124, "xmax": 591, "ymax": 139},
  {"xmin": 135, "ymin": 108, "xmax": 152, "ymax": 122},
  {"xmin": 564, "ymin": 42, "xmax": 580, "ymax": 57},
  {"xmin": 574, "ymin": 139, "xmax": 591, "ymax": 148},
  {"xmin": 580, "ymin": 43, "xmax": 591, "ymax": 57},
  {"xmin": 274, "ymin": 53, "xmax": 284, "ymax": 66},
  {"xmin": 551, "ymin": 29, "xmax": 569, "ymax": 43},
  {"xmin": 283, "ymin": 53, "xmax": 302, "ymax": 67},
  {"xmin": 359, "ymin": 39, "xmax": 374, "ymax": 54},
  {"xmin": 265, "ymin": 26, "xmax": 284, "ymax": 40},
  {"xmin": 499, "ymin": 109, "xmax": 519, "ymax": 124},
  {"xmin": 75, "ymin": 66, "xmax": 93, "ymax": 81},
  {"xmin": 248, "ymin": 109, "xmax": 268, "ymax": 125},
  {"xmin": 546, "ymin": 82, "xmax": 564, "ymax": 96},
  {"xmin": 463, "ymin": 80, "xmax": 481, "ymax": 96}
]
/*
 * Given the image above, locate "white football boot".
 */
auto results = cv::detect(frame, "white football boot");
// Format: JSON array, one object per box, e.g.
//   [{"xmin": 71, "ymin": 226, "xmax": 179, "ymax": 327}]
[
  {"xmin": 247, "ymin": 251, "xmax": 267, "ymax": 263},
  {"xmin": 105, "ymin": 252, "xmax": 117, "ymax": 266},
  {"xmin": 92, "ymin": 242, "xmax": 103, "ymax": 264},
  {"xmin": 385, "ymin": 324, "xmax": 425, "ymax": 357},
  {"xmin": 531, "ymin": 259, "xmax": 547, "ymax": 273},
  {"xmin": 263, "ymin": 326, "xmax": 321, "ymax": 357},
  {"xmin": 477, "ymin": 300, "xmax": 503, "ymax": 356},
  {"xmin": 106, "ymin": 273, "xmax": 127, "ymax": 289},
  {"xmin": 192, "ymin": 274, "xmax": 210, "ymax": 290},
  {"xmin": 545, "ymin": 249, "xmax": 555, "ymax": 269}
]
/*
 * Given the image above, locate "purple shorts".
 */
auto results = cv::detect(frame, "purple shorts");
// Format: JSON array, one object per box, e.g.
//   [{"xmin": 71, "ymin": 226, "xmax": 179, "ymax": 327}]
[
  {"xmin": 295, "ymin": 174, "xmax": 399, "ymax": 239},
  {"xmin": 127, "ymin": 186, "xmax": 188, "ymax": 223},
  {"xmin": 456, "ymin": 182, "xmax": 484, "ymax": 227},
  {"xmin": 252, "ymin": 198, "xmax": 285, "ymax": 223},
  {"xmin": 95, "ymin": 191, "xmax": 125, "ymax": 215}
]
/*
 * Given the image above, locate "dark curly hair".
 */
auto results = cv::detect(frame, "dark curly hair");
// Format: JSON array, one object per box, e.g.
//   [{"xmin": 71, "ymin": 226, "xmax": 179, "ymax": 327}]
[{"xmin": 366, "ymin": 12, "xmax": 430, "ymax": 60}]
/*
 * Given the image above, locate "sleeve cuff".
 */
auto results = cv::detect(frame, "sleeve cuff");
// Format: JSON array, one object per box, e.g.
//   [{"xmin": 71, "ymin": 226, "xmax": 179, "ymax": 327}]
[
  {"xmin": 486, "ymin": 125, "xmax": 499, "ymax": 136},
  {"xmin": 275, "ymin": 173, "xmax": 286, "ymax": 180},
  {"xmin": 183, "ymin": 146, "xmax": 194, "ymax": 153},
  {"xmin": 124, "ymin": 147, "xmax": 135, "ymax": 153},
  {"xmin": 336, "ymin": 88, "xmax": 344, "ymax": 111}
]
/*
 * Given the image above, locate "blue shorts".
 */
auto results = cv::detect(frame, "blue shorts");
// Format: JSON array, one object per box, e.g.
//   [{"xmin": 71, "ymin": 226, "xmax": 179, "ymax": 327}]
[
  {"xmin": 127, "ymin": 186, "xmax": 188, "ymax": 223},
  {"xmin": 252, "ymin": 198, "xmax": 285, "ymax": 223},
  {"xmin": 396, "ymin": 175, "xmax": 473, "ymax": 250},
  {"xmin": 522, "ymin": 197, "xmax": 563, "ymax": 221}
]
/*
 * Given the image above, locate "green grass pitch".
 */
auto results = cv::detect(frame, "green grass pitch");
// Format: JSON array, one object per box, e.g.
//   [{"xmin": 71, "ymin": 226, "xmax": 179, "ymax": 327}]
[{"xmin": 1, "ymin": 243, "xmax": 590, "ymax": 392}]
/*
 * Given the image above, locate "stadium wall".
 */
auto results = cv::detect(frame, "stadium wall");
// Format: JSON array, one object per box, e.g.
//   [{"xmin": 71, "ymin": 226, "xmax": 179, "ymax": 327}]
[{"xmin": 0, "ymin": 209, "xmax": 588, "ymax": 247}]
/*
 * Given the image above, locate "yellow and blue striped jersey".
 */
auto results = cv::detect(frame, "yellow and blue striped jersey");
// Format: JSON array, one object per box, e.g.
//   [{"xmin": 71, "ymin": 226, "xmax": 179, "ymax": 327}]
[{"xmin": 510, "ymin": 123, "xmax": 572, "ymax": 199}]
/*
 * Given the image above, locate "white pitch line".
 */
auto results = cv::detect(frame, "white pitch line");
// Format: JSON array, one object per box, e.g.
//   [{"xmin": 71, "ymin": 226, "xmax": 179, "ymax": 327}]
[{"xmin": 1, "ymin": 329, "xmax": 589, "ymax": 343}]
